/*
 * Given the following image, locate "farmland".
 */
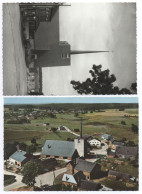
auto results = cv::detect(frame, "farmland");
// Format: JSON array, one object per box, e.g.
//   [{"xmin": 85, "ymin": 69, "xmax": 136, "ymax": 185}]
[{"xmin": 4, "ymin": 107, "xmax": 138, "ymax": 148}]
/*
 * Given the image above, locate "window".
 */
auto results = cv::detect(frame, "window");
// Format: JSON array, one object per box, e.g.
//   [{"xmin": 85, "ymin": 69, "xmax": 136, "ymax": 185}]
[{"xmin": 61, "ymin": 53, "xmax": 70, "ymax": 59}]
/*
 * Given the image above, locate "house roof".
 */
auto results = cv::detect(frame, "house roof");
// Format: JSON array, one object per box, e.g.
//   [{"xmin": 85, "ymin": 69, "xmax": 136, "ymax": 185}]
[
  {"xmin": 74, "ymin": 158, "xmax": 98, "ymax": 173},
  {"xmin": 81, "ymin": 134, "xmax": 92, "ymax": 140},
  {"xmin": 78, "ymin": 180, "xmax": 101, "ymax": 191},
  {"xmin": 9, "ymin": 150, "xmax": 27, "ymax": 162},
  {"xmin": 62, "ymin": 171, "xmax": 86, "ymax": 185},
  {"xmin": 102, "ymin": 134, "xmax": 112, "ymax": 140},
  {"xmin": 108, "ymin": 170, "xmax": 132, "ymax": 179},
  {"xmin": 112, "ymin": 140, "xmax": 125, "ymax": 146},
  {"xmin": 62, "ymin": 174, "xmax": 77, "ymax": 184},
  {"xmin": 41, "ymin": 140, "xmax": 76, "ymax": 157},
  {"xmin": 116, "ymin": 146, "xmax": 137, "ymax": 156}
]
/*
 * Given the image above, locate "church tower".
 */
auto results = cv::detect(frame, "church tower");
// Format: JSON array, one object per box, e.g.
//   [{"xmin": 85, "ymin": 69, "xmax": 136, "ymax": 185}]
[
  {"xmin": 34, "ymin": 7, "xmax": 111, "ymax": 68},
  {"xmin": 74, "ymin": 118, "xmax": 87, "ymax": 157}
]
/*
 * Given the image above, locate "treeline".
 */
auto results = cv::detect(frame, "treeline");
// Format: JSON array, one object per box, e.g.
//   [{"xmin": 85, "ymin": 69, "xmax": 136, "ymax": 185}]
[{"xmin": 5, "ymin": 103, "xmax": 138, "ymax": 112}]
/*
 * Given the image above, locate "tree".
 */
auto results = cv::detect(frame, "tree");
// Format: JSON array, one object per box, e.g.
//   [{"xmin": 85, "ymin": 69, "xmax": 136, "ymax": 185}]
[
  {"xmin": 121, "ymin": 121, "xmax": 126, "ymax": 125},
  {"xmin": 51, "ymin": 127, "xmax": 57, "ymax": 132},
  {"xmin": 22, "ymin": 161, "xmax": 42, "ymax": 186},
  {"xmin": 130, "ymin": 82, "xmax": 137, "ymax": 93},
  {"xmin": 70, "ymin": 64, "xmax": 132, "ymax": 95},
  {"xmin": 131, "ymin": 124, "xmax": 138, "ymax": 134},
  {"xmin": 26, "ymin": 144, "xmax": 36, "ymax": 154},
  {"xmin": 127, "ymin": 141, "xmax": 135, "ymax": 147},
  {"xmin": 31, "ymin": 137, "xmax": 36, "ymax": 144},
  {"xmin": 4, "ymin": 143, "xmax": 17, "ymax": 160},
  {"xmin": 74, "ymin": 112, "xmax": 78, "ymax": 117}
]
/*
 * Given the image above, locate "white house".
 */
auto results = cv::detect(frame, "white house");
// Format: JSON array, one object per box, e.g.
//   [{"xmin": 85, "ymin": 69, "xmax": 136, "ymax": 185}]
[
  {"xmin": 57, "ymin": 126, "xmax": 66, "ymax": 131},
  {"xmin": 89, "ymin": 139, "xmax": 101, "ymax": 148}
]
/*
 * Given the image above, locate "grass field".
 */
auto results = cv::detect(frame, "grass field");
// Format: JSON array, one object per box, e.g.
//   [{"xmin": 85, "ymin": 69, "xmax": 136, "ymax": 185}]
[{"xmin": 4, "ymin": 108, "xmax": 138, "ymax": 147}]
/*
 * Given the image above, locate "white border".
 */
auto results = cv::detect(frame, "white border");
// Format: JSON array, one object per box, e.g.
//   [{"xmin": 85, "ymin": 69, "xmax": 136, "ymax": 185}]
[{"xmin": 1, "ymin": 0, "xmax": 142, "ymax": 194}]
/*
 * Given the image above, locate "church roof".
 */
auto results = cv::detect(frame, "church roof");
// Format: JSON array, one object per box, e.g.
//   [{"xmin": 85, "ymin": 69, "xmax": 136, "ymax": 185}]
[{"xmin": 41, "ymin": 140, "xmax": 76, "ymax": 157}]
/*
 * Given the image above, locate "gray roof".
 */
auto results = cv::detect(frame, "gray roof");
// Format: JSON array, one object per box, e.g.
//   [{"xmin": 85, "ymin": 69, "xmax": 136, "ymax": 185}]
[
  {"xmin": 82, "ymin": 134, "xmax": 92, "ymax": 140},
  {"xmin": 108, "ymin": 170, "xmax": 132, "ymax": 179},
  {"xmin": 74, "ymin": 158, "xmax": 98, "ymax": 173},
  {"xmin": 116, "ymin": 146, "xmax": 137, "ymax": 157},
  {"xmin": 9, "ymin": 150, "xmax": 27, "ymax": 162},
  {"xmin": 102, "ymin": 134, "xmax": 112, "ymax": 140},
  {"xmin": 112, "ymin": 140, "xmax": 125, "ymax": 146},
  {"xmin": 79, "ymin": 180, "xmax": 101, "ymax": 191},
  {"xmin": 41, "ymin": 140, "xmax": 76, "ymax": 157}
]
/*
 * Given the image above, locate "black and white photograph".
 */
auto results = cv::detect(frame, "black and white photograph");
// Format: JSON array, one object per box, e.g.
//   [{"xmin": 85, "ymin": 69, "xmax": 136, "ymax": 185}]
[{"xmin": 3, "ymin": 2, "xmax": 137, "ymax": 96}]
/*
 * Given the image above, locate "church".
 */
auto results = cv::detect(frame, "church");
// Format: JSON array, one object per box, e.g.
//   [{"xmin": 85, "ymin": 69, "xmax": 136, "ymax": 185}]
[
  {"xmin": 34, "ymin": 6, "xmax": 109, "ymax": 68},
  {"xmin": 40, "ymin": 119, "xmax": 89, "ymax": 159}
]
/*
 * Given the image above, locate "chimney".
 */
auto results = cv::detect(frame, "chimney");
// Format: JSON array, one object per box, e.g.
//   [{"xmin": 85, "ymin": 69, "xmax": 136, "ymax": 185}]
[
  {"xmin": 80, "ymin": 117, "xmax": 82, "ymax": 138},
  {"xmin": 66, "ymin": 176, "xmax": 69, "ymax": 181},
  {"xmin": 16, "ymin": 144, "xmax": 20, "ymax": 151},
  {"xmin": 48, "ymin": 144, "xmax": 51, "ymax": 149}
]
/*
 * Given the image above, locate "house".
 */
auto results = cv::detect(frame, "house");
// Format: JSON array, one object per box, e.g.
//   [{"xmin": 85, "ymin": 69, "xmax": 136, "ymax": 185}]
[
  {"xmin": 40, "ymin": 140, "xmax": 79, "ymax": 160},
  {"xmin": 78, "ymin": 180, "xmax": 102, "ymax": 191},
  {"xmin": 67, "ymin": 158, "xmax": 101, "ymax": 180},
  {"xmin": 9, "ymin": 150, "xmax": 30, "ymax": 167},
  {"xmin": 110, "ymin": 140, "xmax": 126, "ymax": 150},
  {"xmin": 107, "ymin": 149, "xmax": 116, "ymax": 158},
  {"xmin": 115, "ymin": 146, "xmax": 137, "ymax": 159},
  {"xmin": 43, "ymin": 122, "xmax": 50, "ymax": 126},
  {"xmin": 89, "ymin": 139, "xmax": 101, "ymax": 148},
  {"xmin": 62, "ymin": 171, "xmax": 86, "ymax": 187},
  {"xmin": 57, "ymin": 126, "xmax": 66, "ymax": 131},
  {"xmin": 108, "ymin": 170, "xmax": 135, "ymax": 182},
  {"xmin": 101, "ymin": 134, "xmax": 112, "ymax": 142},
  {"xmin": 81, "ymin": 134, "xmax": 93, "ymax": 141}
]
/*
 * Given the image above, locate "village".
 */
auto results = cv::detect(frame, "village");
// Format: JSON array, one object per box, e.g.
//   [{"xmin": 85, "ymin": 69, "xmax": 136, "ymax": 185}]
[{"xmin": 4, "ymin": 104, "xmax": 138, "ymax": 191}]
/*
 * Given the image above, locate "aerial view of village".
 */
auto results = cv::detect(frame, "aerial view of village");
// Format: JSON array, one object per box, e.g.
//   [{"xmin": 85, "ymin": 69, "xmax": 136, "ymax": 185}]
[{"xmin": 4, "ymin": 98, "xmax": 139, "ymax": 191}]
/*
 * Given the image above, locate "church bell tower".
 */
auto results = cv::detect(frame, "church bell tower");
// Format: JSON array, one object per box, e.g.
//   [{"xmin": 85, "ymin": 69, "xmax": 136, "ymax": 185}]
[{"xmin": 74, "ymin": 117, "xmax": 87, "ymax": 157}]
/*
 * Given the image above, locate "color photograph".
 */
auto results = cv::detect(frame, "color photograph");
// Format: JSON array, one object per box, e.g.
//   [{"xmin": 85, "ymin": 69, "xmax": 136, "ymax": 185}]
[{"xmin": 4, "ymin": 97, "xmax": 138, "ymax": 191}]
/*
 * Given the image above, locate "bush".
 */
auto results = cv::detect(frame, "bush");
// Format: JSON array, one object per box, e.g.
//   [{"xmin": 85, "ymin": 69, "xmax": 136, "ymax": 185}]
[
  {"xmin": 74, "ymin": 128, "xmax": 80, "ymax": 132},
  {"xmin": 121, "ymin": 121, "xmax": 126, "ymax": 125},
  {"xmin": 4, "ymin": 175, "xmax": 16, "ymax": 186},
  {"xmin": 51, "ymin": 127, "xmax": 57, "ymax": 132},
  {"xmin": 131, "ymin": 124, "xmax": 138, "ymax": 134}
]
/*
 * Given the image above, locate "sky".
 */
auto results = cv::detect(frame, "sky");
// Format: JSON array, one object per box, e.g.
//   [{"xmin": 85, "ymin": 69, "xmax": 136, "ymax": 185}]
[
  {"xmin": 4, "ymin": 97, "xmax": 138, "ymax": 105},
  {"xmin": 42, "ymin": 3, "xmax": 136, "ymax": 96}
]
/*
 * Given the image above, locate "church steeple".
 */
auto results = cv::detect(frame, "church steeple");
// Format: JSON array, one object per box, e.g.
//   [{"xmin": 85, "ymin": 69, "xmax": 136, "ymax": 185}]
[{"xmin": 70, "ymin": 50, "xmax": 110, "ymax": 55}]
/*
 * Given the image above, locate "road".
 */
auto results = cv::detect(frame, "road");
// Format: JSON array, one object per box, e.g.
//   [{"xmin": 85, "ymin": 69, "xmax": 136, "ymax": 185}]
[
  {"xmin": 4, "ymin": 167, "xmax": 66, "ymax": 191},
  {"xmin": 4, "ymin": 170, "xmax": 25, "ymax": 191},
  {"xmin": 87, "ymin": 143, "xmax": 108, "ymax": 162},
  {"xmin": 62, "ymin": 126, "xmax": 80, "ymax": 136},
  {"xmin": 36, "ymin": 167, "xmax": 66, "ymax": 186}
]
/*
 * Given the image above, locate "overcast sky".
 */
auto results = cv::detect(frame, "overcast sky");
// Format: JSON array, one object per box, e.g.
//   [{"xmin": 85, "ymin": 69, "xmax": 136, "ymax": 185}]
[{"xmin": 42, "ymin": 3, "xmax": 136, "ymax": 95}]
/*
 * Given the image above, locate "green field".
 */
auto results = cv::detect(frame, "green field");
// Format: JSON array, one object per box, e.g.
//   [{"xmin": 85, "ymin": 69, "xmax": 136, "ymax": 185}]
[{"xmin": 4, "ymin": 108, "xmax": 138, "ymax": 147}]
